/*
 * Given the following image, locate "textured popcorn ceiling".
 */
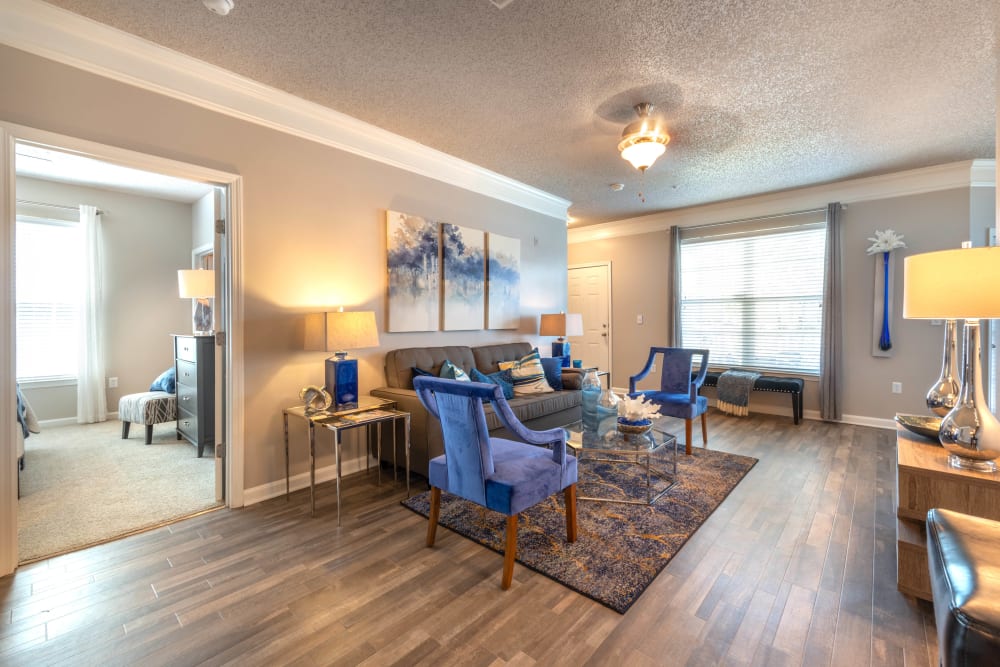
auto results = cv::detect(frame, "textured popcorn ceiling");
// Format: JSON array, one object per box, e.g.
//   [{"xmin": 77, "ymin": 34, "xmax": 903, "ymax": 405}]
[{"xmin": 45, "ymin": 0, "xmax": 996, "ymax": 224}]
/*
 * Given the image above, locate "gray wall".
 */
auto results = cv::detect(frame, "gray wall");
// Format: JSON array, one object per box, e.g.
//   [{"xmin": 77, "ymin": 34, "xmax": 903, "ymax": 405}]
[
  {"xmin": 569, "ymin": 187, "xmax": 992, "ymax": 422},
  {"xmin": 0, "ymin": 45, "xmax": 568, "ymax": 491},
  {"xmin": 16, "ymin": 177, "xmax": 193, "ymax": 420}
]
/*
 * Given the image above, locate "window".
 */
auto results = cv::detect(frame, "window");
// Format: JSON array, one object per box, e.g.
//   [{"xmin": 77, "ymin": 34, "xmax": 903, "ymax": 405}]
[
  {"xmin": 16, "ymin": 215, "xmax": 83, "ymax": 381},
  {"xmin": 679, "ymin": 216, "xmax": 827, "ymax": 374}
]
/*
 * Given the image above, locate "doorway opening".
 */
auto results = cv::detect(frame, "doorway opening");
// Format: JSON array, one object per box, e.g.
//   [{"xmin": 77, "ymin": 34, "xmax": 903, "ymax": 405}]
[{"xmin": 6, "ymin": 130, "xmax": 241, "ymax": 566}]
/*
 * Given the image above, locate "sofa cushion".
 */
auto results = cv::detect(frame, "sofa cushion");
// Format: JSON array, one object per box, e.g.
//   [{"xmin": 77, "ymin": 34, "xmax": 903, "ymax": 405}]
[
  {"xmin": 481, "ymin": 390, "xmax": 580, "ymax": 430},
  {"xmin": 383, "ymin": 346, "xmax": 478, "ymax": 389},
  {"xmin": 471, "ymin": 342, "xmax": 534, "ymax": 373},
  {"xmin": 499, "ymin": 350, "xmax": 553, "ymax": 395}
]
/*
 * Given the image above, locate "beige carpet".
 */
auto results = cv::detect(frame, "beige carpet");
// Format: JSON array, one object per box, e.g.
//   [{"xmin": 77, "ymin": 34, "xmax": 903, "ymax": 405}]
[{"xmin": 17, "ymin": 419, "xmax": 219, "ymax": 562}]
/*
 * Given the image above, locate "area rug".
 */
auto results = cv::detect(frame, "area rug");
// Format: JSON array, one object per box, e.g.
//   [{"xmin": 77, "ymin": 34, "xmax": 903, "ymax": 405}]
[{"xmin": 402, "ymin": 446, "xmax": 757, "ymax": 613}]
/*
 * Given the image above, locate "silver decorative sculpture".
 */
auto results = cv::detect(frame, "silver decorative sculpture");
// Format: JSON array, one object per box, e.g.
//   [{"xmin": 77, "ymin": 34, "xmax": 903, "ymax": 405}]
[{"xmin": 926, "ymin": 319, "xmax": 960, "ymax": 416}]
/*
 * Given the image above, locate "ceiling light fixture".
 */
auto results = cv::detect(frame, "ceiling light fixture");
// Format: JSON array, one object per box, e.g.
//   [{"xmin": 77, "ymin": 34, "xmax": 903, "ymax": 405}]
[
  {"xmin": 618, "ymin": 103, "xmax": 670, "ymax": 172},
  {"xmin": 203, "ymin": 0, "xmax": 234, "ymax": 16}
]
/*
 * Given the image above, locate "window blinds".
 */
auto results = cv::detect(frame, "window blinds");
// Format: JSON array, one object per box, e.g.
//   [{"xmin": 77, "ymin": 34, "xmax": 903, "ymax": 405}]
[{"xmin": 679, "ymin": 212, "xmax": 827, "ymax": 374}]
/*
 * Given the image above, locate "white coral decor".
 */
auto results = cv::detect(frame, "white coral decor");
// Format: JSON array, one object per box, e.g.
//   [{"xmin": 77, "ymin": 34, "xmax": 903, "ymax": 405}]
[
  {"xmin": 866, "ymin": 229, "xmax": 906, "ymax": 255},
  {"xmin": 617, "ymin": 394, "xmax": 661, "ymax": 422}
]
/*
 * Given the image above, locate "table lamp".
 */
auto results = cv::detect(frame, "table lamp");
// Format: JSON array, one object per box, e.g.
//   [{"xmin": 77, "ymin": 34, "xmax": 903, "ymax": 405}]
[
  {"xmin": 540, "ymin": 312, "xmax": 583, "ymax": 365},
  {"xmin": 305, "ymin": 309, "xmax": 380, "ymax": 409},
  {"xmin": 177, "ymin": 269, "xmax": 215, "ymax": 335},
  {"xmin": 903, "ymin": 247, "xmax": 1000, "ymax": 471}
]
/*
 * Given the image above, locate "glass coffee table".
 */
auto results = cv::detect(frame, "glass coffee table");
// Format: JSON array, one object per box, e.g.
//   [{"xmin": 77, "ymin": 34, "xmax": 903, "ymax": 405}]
[{"xmin": 563, "ymin": 416, "xmax": 679, "ymax": 505}]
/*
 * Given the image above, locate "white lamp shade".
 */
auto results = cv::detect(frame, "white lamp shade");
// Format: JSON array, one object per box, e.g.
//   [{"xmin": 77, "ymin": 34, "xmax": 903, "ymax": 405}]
[
  {"xmin": 539, "ymin": 312, "xmax": 584, "ymax": 337},
  {"xmin": 177, "ymin": 269, "xmax": 215, "ymax": 299},
  {"xmin": 903, "ymin": 247, "xmax": 1000, "ymax": 319},
  {"xmin": 304, "ymin": 310, "xmax": 380, "ymax": 352}
]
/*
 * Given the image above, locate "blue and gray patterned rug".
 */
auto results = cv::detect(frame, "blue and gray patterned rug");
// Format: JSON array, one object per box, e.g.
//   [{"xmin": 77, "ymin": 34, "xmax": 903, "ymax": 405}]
[{"xmin": 402, "ymin": 446, "xmax": 757, "ymax": 613}]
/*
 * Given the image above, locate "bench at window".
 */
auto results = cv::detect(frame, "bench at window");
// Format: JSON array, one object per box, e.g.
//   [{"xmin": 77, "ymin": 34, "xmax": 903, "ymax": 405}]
[{"xmin": 697, "ymin": 372, "xmax": 804, "ymax": 424}]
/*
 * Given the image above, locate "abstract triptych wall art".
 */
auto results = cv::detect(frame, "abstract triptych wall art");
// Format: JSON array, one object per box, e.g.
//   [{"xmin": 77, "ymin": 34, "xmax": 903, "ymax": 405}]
[
  {"xmin": 386, "ymin": 211, "xmax": 520, "ymax": 332},
  {"xmin": 442, "ymin": 223, "xmax": 485, "ymax": 330},
  {"xmin": 386, "ymin": 211, "xmax": 440, "ymax": 332},
  {"xmin": 487, "ymin": 233, "xmax": 520, "ymax": 330}
]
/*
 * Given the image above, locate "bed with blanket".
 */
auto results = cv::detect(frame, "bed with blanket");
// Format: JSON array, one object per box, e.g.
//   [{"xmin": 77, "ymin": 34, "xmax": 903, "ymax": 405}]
[{"xmin": 16, "ymin": 383, "xmax": 40, "ymax": 496}]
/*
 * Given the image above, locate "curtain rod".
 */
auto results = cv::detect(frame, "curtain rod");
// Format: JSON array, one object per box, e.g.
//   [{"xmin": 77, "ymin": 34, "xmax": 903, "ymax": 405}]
[
  {"xmin": 682, "ymin": 203, "xmax": 845, "ymax": 233},
  {"xmin": 16, "ymin": 199, "xmax": 104, "ymax": 215}
]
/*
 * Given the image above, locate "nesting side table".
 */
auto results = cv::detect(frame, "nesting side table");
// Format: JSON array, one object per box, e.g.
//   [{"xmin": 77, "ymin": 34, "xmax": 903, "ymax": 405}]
[{"xmin": 283, "ymin": 396, "xmax": 411, "ymax": 524}]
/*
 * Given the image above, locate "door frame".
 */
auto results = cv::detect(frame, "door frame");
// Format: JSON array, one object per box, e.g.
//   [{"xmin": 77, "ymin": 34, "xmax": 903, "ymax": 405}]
[
  {"xmin": 0, "ymin": 121, "xmax": 245, "ymax": 576},
  {"xmin": 568, "ymin": 261, "xmax": 613, "ymax": 382}
]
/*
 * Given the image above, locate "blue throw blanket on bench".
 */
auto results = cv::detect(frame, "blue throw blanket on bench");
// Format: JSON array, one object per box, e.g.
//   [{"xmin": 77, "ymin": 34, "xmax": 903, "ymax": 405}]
[{"xmin": 717, "ymin": 370, "xmax": 761, "ymax": 417}]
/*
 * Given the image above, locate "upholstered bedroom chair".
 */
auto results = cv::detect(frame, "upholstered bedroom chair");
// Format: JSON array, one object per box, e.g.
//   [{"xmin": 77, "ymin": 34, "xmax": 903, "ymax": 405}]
[
  {"xmin": 629, "ymin": 347, "xmax": 710, "ymax": 455},
  {"xmin": 413, "ymin": 376, "xmax": 578, "ymax": 590}
]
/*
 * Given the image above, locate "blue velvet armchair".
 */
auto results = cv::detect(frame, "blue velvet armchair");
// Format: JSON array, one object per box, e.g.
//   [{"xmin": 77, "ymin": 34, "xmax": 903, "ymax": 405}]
[
  {"xmin": 629, "ymin": 347, "xmax": 710, "ymax": 456},
  {"xmin": 413, "ymin": 376, "xmax": 578, "ymax": 590}
]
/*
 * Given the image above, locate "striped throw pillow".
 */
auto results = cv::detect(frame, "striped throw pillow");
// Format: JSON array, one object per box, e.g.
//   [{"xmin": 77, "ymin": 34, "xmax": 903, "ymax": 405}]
[{"xmin": 498, "ymin": 350, "xmax": 554, "ymax": 395}]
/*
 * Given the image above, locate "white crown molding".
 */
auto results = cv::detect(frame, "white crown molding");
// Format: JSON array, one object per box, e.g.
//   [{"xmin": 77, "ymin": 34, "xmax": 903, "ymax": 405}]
[
  {"xmin": 0, "ymin": 0, "xmax": 570, "ymax": 221},
  {"xmin": 570, "ymin": 159, "xmax": 997, "ymax": 244}
]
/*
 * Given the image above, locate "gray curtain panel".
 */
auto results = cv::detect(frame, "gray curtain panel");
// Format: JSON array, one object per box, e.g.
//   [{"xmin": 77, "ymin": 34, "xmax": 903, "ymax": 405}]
[
  {"xmin": 819, "ymin": 202, "xmax": 844, "ymax": 421},
  {"xmin": 668, "ymin": 225, "xmax": 681, "ymax": 346}
]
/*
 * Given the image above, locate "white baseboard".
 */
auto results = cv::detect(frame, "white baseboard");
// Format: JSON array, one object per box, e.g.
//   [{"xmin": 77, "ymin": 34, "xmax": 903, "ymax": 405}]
[
  {"xmin": 38, "ymin": 411, "xmax": 120, "ymax": 428},
  {"xmin": 839, "ymin": 414, "xmax": 896, "ymax": 430},
  {"xmin": 243, "ymin": 454, "xmax": 385, "ymax": 506}
]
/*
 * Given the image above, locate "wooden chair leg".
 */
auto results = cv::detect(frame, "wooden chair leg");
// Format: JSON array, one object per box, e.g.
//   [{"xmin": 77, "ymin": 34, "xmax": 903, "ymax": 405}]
[
  {"xmin": 502, "ymin": 514, "xmax": 518, "ymax": 590},
  {"xmin": 564, "ymin": 484, "xmax": 578, "ymax": 543},
  {"xmin": 426, "ymin": 487, "xmax": 441, "ymax": 547},
  {"xmin": 685, "ymin": 419, "xmax": 693, "ymax": 456},
  {"xmin": 701, "ymin": 412, "xmax": 708, "ymax": 446},
  {"xmin": 121, "ymin": 421, "xmax": 130, "ymax": 439}
]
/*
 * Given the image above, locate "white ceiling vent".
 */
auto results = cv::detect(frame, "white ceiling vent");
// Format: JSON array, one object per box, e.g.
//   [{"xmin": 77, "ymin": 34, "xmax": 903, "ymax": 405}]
[{"xmin": 489, "ymin": 0, "xmax": 516, "ymax": 8}]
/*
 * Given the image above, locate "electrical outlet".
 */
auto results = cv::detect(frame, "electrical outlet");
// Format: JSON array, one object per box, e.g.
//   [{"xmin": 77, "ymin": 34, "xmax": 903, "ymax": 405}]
[
  {"xmin": 636, "ymin": 314, "xmax": 644, "ymax": 325},
  {"xmin": 108, "ymin": 376, "xmax": 118, "ymax": 388},
  {"xmin": 891, "ymin": 381, "xmax": 902, "ymax": 394}
]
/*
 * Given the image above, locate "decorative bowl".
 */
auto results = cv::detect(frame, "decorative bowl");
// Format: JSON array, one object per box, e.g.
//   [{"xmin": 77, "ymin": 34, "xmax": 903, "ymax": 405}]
[
  {"xmin": 617, "ymin": 417, "xmax": 652, "ymax": 435},
  {"xmin": 894, "ymin": 413, "xmax": 943, "ymax": 443}
]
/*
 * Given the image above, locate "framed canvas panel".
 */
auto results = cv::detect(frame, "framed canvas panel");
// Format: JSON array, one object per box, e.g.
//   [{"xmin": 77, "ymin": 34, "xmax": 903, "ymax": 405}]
[
  {"xmin": 386, "ymin": 210, "xmax": 440, "ymax": 332},
  {"xmin": 442, "ymin": 223, "xmax": 485, "ymax": 330},
  {"xmin": 487, "ymin": 233, "xmax": 520, "ymax": 330}
]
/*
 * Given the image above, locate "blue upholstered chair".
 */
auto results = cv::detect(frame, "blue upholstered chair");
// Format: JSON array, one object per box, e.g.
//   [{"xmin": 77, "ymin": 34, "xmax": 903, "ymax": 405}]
[
  {"xmin": 629, "ymin": 347, "xmax": 710, "ymax": 456},
  {"xmin": 413, "ymin": 376, "xmax": 578, "ymax": 590}
]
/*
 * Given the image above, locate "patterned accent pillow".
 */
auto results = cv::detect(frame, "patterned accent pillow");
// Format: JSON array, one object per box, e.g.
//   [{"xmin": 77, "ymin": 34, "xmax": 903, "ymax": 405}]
[
  {"xmin": 498, "ymin": 350, "xmax": 554, "ymax": 395},
  {"xmin": 470, "ymin": 368, "xmax": 514, "ymax": 400},
  {"xmin": 439, "ymin": 360, "xmax": 471, "ymax": 382}
]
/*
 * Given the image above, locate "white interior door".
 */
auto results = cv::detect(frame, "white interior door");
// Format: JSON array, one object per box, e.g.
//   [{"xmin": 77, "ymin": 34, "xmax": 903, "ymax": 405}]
[{"xmin": 568, "ymin": 263, "xmax": 611, "ymax": 375}]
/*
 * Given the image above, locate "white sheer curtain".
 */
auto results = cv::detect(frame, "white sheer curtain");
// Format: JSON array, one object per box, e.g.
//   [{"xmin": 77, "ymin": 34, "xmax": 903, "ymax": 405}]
[{"xmin": 77, "ymin": 204, "xmax": 107, "ymax": 423}]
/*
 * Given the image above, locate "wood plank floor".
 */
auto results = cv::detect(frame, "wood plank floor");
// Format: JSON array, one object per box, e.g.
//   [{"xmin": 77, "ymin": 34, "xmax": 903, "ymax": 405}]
[{"xmin": 0, "ymin": 412, "xmax": 938, "ymax": 666}]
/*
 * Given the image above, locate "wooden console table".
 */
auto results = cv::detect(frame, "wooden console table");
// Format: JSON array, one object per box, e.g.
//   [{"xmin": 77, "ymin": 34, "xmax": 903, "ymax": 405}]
[{"xmin": 895, "ymin": 426, "xmax": 1000, "ymax": 600}]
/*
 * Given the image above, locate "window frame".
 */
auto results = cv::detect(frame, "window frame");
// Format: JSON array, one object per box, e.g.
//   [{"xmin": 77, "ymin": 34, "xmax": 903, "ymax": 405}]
[{"xmin": 677, "ymin": 215, "xmax": 828, "ymax": 376}]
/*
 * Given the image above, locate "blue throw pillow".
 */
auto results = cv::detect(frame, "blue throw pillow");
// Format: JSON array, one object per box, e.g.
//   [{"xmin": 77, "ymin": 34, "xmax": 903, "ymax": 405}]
[
  {"xmin": 470, "ymin": 368, "xmax": 515, "ymax": 399},
  {"xmin": 149, "ymin": 367, "xmax": 176, "ymax": 393},
  {"xmin": 539, "ymin": 357, "xmax": 564, "ymax": 391},
  {"xmin": 439, "ymin": 360, "xmax": 471, "ymax": 381}
]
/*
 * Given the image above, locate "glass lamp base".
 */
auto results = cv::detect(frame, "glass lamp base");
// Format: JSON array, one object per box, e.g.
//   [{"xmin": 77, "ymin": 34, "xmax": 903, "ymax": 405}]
[{"xmin": 947, "ymin": 454, "xmax": 997, "ymax": 473}]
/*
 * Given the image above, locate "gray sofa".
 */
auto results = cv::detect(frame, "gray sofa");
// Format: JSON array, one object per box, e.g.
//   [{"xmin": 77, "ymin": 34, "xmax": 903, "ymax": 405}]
[{"xmin": 370, "ymin": 342, "xmax": 583, "ymax": 475}]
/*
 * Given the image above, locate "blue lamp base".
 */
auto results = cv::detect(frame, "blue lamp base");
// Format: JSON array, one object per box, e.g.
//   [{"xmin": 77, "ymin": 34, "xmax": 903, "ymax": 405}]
[
  {"xmin": 325, "ymin": 357, "xmax": 359, "ymax": 409},
  {"xmin": 551, "ymin": 341, "xmax": 571, "ymax": 366}
]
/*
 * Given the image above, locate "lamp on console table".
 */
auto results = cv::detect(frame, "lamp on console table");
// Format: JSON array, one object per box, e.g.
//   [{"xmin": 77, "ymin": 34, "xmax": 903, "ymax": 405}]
[
  {"xmin": 305, "ymin": 309, "xmax": 380, "ymax": 409},
  {"xmin": 903, "ymin": 247, "xmax": 1000, "ymax": 471},
  {"xmin": 540, "ymin": 312, "xmax": 583, "ymax": 366}
]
